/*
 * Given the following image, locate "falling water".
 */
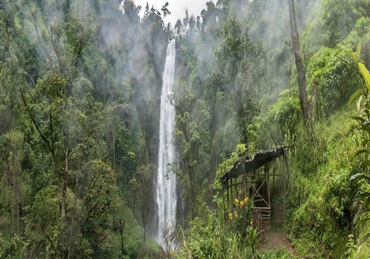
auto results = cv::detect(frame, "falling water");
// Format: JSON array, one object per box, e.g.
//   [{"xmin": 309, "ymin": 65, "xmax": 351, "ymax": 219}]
[{"xmin": 154, "ymin": 39, "xmax": 177, "ymax": 250}]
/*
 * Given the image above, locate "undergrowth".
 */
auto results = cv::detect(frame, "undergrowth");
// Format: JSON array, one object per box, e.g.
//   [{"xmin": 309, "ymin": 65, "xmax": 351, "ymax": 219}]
[{"xmin": 286, "ymin": 108, "xmax": 361, "ymax": 258}]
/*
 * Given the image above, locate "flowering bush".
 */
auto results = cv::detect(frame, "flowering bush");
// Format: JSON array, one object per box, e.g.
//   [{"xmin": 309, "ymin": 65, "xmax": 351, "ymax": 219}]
[
  {"xmin": 227, "ymin": 196, "xmax": 258, "ymax": 255},
  {"xmin": 228, "ymin": 196, "xmax": 253, "ymax": 237}
]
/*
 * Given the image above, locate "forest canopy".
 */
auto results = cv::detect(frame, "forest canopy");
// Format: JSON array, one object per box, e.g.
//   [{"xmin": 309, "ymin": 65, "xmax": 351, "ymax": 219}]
[{"xmin": 1, "ymin": 0, "xmax": 370, "ymax": 258}]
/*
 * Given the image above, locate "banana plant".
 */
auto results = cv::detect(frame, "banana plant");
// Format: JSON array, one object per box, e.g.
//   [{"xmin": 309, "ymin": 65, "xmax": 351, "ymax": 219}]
[{"xmin": 348, "ymin": 43, "xmax": 370, "ymax": 252}]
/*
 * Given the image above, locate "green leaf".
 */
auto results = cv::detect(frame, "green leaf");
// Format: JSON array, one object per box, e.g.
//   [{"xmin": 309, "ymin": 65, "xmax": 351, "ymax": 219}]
[
  {"xmin": 356, "ymin": 42, "xmax": 362, "ymax": 60},
  {"xmin": 350, "ymin": 173, "xmax": 363, "ymax": 181},
  {"xmin": 354, "ymin": 149, "xmax": 369, "ymax": 157},
  {"xmin": 361, "ymin": 140, "xmax": 368, "ymax": 148},
  {"xmin": 362, "ymin": 124, "xmax": 370, "ymax": 133},
  {"xmin": 351, "ymin": 116, "xmax": 365, "ymax": 122},
  {"xmin": 363, "ymin": 160, "xmax": 370, "ymax": 166},
  {"xmin": 345, "ymin": 49, "xmax": 357, "ymax": 62},
  {"xmin": 358, "ymin": 63, "xmax": 370, "ymax": 91},
  {"xmin": 349, "ymin": 89, "xmax": 365, "ymax": 105},
  {"xmin": 358, "ymin": 233, "xmax": 370, "ymax": 251},
  {"xmin": 350, "ymin": 173, "xmax": 370, "ymax": 183},
  {"xmin": 358, "ymin": 95, "xmax": 363, "ymax": 111}
]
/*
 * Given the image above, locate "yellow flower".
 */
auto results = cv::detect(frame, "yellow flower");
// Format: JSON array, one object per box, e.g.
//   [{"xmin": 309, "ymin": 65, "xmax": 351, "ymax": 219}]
[
  {"xmin": 240, "ymin": 201, "xmax": 245, "ymax": 207},
  {"xmin": 244, "ymin": 197, "xmax": 249, "ymax": 203},
  {"xmin": 235, "ymin": 198, "xmax": 239, "ymax": 205},
  {"xmin": 250, "ymin": 220, "xmax": 253, "ymax": 225},
  {"xmin": 229, "ymin": 212, "xmax": 233, "ymax": 220},
  {"xmin": 234, "ymin": 211, "xmax": 238, "ymax": 218}
]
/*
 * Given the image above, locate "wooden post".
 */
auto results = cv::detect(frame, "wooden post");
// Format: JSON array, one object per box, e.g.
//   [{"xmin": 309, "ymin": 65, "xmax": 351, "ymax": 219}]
[
  {"xmin": 283, "ymin": 152, "xmax": 289, "ymax": 223},
  {"xmin": 272, "ymin": 163, "xmax": 276, "ymax": 225},
  {"xmin": 242, "ymin": 175, "xmax": 246, "ymax": 198},
  {"xmin": 267, "ymin": 165, "xmax": 270, "ymax": 208},
  {"xmin": 222, "ymin": 185, "xmax": 226, "ymax": 219},
  {"xmin": 227, "ymin": 180, "xmax": 230, "ymax": 211},
  {"xmin": 230, "ymin": 178, "xmax": 233, "ymax": 204}
]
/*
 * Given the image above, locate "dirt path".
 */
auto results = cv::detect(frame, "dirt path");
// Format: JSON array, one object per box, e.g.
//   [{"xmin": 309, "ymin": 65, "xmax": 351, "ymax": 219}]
[{"xmin": 258, "ymin": 229, "xmax": 297, "ymax": 257}]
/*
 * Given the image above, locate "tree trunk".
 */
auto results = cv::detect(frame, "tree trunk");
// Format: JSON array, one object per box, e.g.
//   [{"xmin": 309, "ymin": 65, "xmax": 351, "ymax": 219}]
[
  {"xmin": 288, "ymin": 0, "xmax": 310, "ymax": 121},
  {"xmin": 61, "ymin": 129, "xmax": 69, "ymax": 217},
  {"xmin": 61, "ymin": 129, "xmax": 69, "ymax": 258}
]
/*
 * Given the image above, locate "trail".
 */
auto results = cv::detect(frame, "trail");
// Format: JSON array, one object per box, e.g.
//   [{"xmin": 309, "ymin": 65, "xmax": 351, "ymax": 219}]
[{"xmin": 259, "ymin": 229, "xmax": 297, "ymax": 257}]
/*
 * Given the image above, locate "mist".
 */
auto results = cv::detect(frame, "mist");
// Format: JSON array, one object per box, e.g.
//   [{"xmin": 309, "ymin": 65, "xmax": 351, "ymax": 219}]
[
  {"xmin": 2, "ymin": 0, "xmax": 370, "ymax": 257},
  {"xmin": 133, "ymin": 0, "xmax": 212, "ymax": 25}
]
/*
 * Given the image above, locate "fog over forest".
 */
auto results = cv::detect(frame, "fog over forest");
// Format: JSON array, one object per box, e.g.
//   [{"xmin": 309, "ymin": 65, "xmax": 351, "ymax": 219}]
[{"xmin": 1, "ymin": 0, "xmax": 370, "ymax": 258}]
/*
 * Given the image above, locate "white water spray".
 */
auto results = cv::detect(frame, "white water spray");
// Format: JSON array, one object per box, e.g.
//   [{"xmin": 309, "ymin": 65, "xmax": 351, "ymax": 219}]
[{"xmin": 154, "ymin": 39, "xmax": 177, "ymax": 250}]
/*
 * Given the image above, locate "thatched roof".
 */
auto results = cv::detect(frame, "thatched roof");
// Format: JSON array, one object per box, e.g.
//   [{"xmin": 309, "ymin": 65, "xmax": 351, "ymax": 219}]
[{"xmin": 220, "ymin": 146, "xmax": 287, "ymax": 185}]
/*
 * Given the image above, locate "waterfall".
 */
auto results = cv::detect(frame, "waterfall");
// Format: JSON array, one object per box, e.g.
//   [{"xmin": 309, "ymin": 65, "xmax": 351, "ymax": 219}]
[{"xmin": 154, "ymin": 39, "xmax": 177, "ymax": 250}]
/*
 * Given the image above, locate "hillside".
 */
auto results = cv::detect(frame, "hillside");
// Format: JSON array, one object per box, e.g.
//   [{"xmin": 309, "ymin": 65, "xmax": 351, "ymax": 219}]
[{"xmin": 1, "ymin": 0, "xmax": 370, "ymax": 258}]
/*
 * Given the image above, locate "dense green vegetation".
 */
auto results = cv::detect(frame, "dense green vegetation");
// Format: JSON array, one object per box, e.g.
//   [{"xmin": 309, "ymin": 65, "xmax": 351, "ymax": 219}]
[{"xmin": 2, "ymin": 0, "xmax": 370, "ymax": 258}]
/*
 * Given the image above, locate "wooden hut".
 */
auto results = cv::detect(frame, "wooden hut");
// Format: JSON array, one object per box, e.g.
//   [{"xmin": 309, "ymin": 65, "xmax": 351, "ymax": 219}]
[{"xmin": 220, "ymin": 146, "xmax": 289, "ymax": 235}]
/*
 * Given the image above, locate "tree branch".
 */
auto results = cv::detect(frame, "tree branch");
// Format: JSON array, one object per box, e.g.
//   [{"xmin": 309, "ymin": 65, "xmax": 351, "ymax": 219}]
[{"xmin": 20, "ymin": 88, "xmax": 54, "ymax": 156}]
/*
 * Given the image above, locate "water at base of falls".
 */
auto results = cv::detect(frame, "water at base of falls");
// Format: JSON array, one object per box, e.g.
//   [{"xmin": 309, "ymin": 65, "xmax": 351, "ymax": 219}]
[{"xmin": 154, "ymin": 39, "xmax": 177, "ymax": 250}]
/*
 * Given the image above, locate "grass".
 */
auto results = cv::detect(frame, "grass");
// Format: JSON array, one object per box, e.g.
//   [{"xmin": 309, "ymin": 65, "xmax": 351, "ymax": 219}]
[{"xmin": 286, "ymin": 106, "xmax": 362, "ymax": 258}]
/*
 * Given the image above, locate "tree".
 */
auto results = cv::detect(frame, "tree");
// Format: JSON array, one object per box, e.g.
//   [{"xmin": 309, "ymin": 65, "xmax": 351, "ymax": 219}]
[
  {"xmin": 130, "ymin": 165, "xmax": 154, "ymax": 241},
  {"xmin": 211, "ymin": 18, "xmax": 264, "ymax": 150},
  {"xmin": 288, "ymin": 0, "xmax": 310, "ymax": 121},
  {"xmin": 16, "ymin": 2, "xmax": 122, "ymax": 257},
  {"xmin": 122, "ymin": 0, "xmax": 141, "ymax": 24},
  {"xmin": 0, "ymin": 131, "xmax": 26, "ymax": 258},
  {"xmin": 161, "ymin": 2, "xmax": 171, "ymax": 17},
  {"xmin": 172, "ymin": 78, "xmax": 210, "ymax": 217},
  {"xmin": 174, "ymin": 19, "xmax": 183, "ymax": 35},
  {"xmin": 201, "ymin": 1, "xmax": 220, "ymax": 34},
  {"xmin": 0, "ymin": 0, "xmax": 172, "ymax": 257},
  {"xmin": 24, "ymin": 185, "xmax": 65, "ymax": 257},
  {"xmin": 307, "ymin": 46, "xmax": 361, "ymax": 116}
]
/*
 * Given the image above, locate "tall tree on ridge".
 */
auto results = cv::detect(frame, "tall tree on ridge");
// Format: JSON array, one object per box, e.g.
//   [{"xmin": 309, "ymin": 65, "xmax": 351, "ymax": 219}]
[{"xmin": 288, "ymin": 0, "xmax": 309, "ymax": 121}]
